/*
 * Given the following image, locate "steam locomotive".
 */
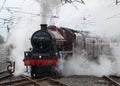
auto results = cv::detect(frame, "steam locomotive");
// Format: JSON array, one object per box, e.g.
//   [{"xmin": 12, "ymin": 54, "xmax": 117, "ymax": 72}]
[{"xmin": 23, "ymin": 24, "xmax": 111, "ymax": 78}]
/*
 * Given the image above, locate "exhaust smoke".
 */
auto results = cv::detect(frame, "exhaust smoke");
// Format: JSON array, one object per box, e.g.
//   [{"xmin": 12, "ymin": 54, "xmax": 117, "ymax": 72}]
[{"xmin": 36, "ymin": 0, "xmax": 60, "ymax": 24}]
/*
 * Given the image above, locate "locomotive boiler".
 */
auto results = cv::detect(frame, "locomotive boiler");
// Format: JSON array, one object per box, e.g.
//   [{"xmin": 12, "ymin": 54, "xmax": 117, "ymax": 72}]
[{"xmin": 23, "ymin": 24, "xmax": 111, "ymax": 78}]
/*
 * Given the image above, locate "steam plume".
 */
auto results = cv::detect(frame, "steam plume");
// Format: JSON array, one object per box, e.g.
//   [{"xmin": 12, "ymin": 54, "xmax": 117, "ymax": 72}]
[
  {"xmin": 57, "ymin": 44, "xmax": 120, "ymax": 77},
  {"xmin": 36, "ymin": 0, "xmax": 60, "ymax": 24}
]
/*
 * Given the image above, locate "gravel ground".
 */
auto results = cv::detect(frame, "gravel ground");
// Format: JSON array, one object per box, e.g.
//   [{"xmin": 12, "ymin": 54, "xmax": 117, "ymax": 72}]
[
  {"xmin": 57, "ymin": 75, "xmax": 110, "ymax": 86},
  {"xmin": 109, "ymin": 76, "xmax": 120, "ymax": 85},
  {"xmin": 0, "ymin": 75, "xmax": 111, "ymax": 86}
]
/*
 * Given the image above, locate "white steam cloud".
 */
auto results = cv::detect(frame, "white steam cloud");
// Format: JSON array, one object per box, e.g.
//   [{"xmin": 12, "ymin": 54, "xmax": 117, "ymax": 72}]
[
  {"xmin": 36, "ymin": 0, "xmax": 60, "ymax": 24},
  {"xmin": 56, "ymin": 0, "xmax": 120, "ymax": 77},
  {"xmin": 58, "ymin": 44, "xmax": 120, "ymax": 77},
  {"xmin": 57, "ymin": 0, "xmax": 120, "ymax": 38},
  {"xmin": 7, "ymin": 0, "xmax": 40, "ymax": 75}
]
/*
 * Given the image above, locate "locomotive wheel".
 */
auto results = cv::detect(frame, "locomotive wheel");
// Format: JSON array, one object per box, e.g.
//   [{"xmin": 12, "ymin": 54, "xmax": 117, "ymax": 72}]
[
  {"xmin": 31, "ymin": 66, "xmax": 38, "ymax": 78},
  {"xmin": 51, "ymin": 67, "xmax": 62, "ymax": 78}
]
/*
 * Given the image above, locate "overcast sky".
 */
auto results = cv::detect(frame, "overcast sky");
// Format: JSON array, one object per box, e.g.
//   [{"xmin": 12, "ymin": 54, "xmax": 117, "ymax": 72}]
[
  {"xmin": 0, "ymin": 0, "xmax": 120, "ymax": 40},
  {"xmin": 0, "ymin": 0, "xmax": 24, "ymax": 39}
]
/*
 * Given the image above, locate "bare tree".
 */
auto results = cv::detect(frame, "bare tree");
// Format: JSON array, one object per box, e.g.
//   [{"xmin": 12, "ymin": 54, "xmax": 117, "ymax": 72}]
[{"xmin": 61, "ymin": 0, "xmax": 85, "ymax": 4}]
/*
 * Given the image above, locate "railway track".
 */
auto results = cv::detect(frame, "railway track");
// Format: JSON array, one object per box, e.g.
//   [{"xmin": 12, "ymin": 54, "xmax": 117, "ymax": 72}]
[
  {"xmin": 103, "ymin": 76, "xmax": 120, "ymax": 86},
  {"xmin": 0, "ymin": 75, "xmax": 68, "ymax": 86},
  {"xmin": 1, "ymin": 74, "xmax": 120, "ymax": 86},
  {"xmin": 0, "ymin": 71, "xmax": 10, "ymax": 80}
]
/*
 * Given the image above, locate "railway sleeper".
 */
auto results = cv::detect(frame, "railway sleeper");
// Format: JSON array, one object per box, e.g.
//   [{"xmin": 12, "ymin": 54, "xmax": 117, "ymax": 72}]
[
  {"xmin": 0, "ymin": 78, "xmax": 27, "ymax": 85},
  {"xmin": 103, "ymin": 76, "xmax": 120, "ymax": 86}
]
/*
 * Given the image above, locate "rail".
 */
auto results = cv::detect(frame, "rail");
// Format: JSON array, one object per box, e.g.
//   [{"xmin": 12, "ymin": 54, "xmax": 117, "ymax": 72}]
[
  {"xmin": 103, "ymin": 76, "xmax": 120, "ymax": 86},
  {"xmin": 0, "ymin": 75, "xmax": 69, "ymax": 86}
]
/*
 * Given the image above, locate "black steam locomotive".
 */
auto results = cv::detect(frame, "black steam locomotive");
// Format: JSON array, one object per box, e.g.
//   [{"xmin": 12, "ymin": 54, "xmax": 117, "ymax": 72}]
[{"xmin": 23, "ymin": 24, "xmax": 111, "ymax": 78}]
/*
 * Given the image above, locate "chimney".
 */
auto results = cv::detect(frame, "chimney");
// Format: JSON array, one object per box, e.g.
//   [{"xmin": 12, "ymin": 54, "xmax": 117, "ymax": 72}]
[{"xmin": 40, "ymin": 24, "xmax": 47, "ymax": 31}]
